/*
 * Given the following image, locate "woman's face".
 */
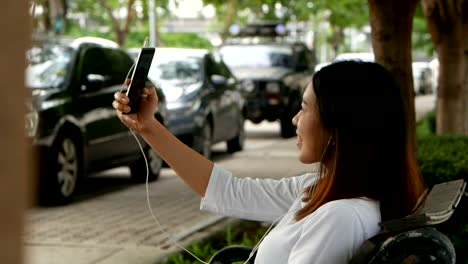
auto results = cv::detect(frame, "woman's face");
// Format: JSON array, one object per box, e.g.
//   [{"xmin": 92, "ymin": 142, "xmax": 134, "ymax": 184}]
[{"xmin": 292, "ymin": 83, "xmax": 327, "ymax": 164}]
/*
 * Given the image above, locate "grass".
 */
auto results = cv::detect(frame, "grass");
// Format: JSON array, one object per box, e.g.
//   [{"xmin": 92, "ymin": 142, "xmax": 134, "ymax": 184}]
[{"xmin": 163, "ymin": 220, "xmax": 268, "ymax": 264}]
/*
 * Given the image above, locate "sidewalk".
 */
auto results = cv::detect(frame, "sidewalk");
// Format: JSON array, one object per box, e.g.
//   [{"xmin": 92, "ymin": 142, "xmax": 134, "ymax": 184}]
[{"xmin": 24, "ymin": 135, "xmax": 313, "ymax": 264}]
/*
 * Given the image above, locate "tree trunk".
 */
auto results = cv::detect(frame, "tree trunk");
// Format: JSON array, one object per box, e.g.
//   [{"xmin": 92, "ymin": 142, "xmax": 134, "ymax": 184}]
[
  {"xmin": 221, "ymin": 0, "xmax": 238, "ymax": 42},
  {"xmin": 99, "ymin": 0, "xmax": 136, "ymax": 47},
  {"xmin": 368, "ymin": 0, "xmax": 418, "ymax": 149},
  {"xmin": 331, "ymin": 27, "xmax": 344, "ymax": 59},
  {"xmin": 463, "ymin": 1, "xmax": 468, "ymax": 133},
  {"xmin": 1, "ymin": 2, "xmax": 31, "ymax": 264},
  {"xmin": 422, "ymin": 0, "xmax": 466, "ymax": 134}
]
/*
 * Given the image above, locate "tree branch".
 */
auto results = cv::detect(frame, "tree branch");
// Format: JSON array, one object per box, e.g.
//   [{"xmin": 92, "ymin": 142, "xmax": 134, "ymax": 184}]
[
  {"xmin": 98, "ymin": 0, "xmax": 121, "ymax": 37},
  {"xmin": 123, "ymin": 0, "xmax": 136, "ymax": 37}
]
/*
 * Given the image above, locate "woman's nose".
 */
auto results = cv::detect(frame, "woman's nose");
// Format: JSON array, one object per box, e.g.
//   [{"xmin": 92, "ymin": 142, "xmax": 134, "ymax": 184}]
[{"xmin": 292, "ymin": 113, "xmax": 299, "ymax": 126}]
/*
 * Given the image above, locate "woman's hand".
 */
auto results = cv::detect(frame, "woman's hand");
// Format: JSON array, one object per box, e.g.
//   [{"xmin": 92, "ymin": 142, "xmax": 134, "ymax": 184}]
[{"xmin": 112, "ymin": 85, "xmax": 159, "ymax": 134}]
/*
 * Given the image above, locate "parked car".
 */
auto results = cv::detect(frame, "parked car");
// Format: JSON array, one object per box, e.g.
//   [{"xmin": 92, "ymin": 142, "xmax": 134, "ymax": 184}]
[
  {"xmin": 334, "ymin": 52, "xmax": 375, "ymax": 62},
  {"xmin": 412, "ymin": 61, "xmax": 434, "ymax": 95},
  {"xmin": 25, "ymin": 37, "xmax": 168, "ymax": 204},
  {"xmin": 144, "ymin": 47, "xmax": 246, "ymax": 158},
  {"xmin": 334, "ymin": 52, "xmax": 434, "ymax": 95},
  {"xmin": 218, "ymin": 22, "xmax": 316, "ymax": 138},
  {"xmin": 314, "ymin": 62, "xmax": 331, "ymax": 72}
]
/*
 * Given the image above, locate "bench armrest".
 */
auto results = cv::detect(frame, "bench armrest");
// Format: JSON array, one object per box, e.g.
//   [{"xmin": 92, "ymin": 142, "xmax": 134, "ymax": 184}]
[{"xmin": 380, "ymin": 179, "xmax": 466, "ymax": 232}]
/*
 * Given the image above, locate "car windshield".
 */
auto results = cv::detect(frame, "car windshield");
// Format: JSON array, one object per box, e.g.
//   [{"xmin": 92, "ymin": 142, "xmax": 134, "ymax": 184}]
[
  {"xmin": 149, "ymin": 56, "xmax": 202, "ymax": 85},
  {"xmin": 219, "ymin": 45, "xmax": 293, "ymax": 68},
  {"xmin": 26, "ymin": 44, "xmax": 74, "ymax": 89}
]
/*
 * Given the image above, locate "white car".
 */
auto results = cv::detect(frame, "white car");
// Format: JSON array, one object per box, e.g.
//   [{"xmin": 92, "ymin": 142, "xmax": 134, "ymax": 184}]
[
  {"xmin": 314, "ymin": 62, "xmax": 330, "ymax": 72},
  {"xmin": 334, "ymin": 52, "xmax": 375, "ymax": 62},
  {"xmin": 412, "ymin": 62, "xmax": 434, "ymax": 95}
]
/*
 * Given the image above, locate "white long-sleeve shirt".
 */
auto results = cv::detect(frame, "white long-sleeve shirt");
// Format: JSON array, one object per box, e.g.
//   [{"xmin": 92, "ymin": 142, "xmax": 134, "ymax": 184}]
[{"xmin": 200, "ymin": 164, "xmax": 382, "ymax": 264}]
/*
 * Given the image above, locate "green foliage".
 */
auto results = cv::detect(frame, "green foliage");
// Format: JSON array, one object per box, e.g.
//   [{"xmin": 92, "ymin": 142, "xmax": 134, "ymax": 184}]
[
  {"xmin": 159, "ymin": 33, "xmax": 213, "ymax": 49},
  {"xmin": 64, "ymin": 21, "xmax": 212, "ymax": 49},
  {"xmin": 64, "ymin": 22, "xmax": 114, "ymax": 40},
  {"xmin": 415, "ymin": 122, "xmax": 468, "ymax": 264},
  {"xmin": 164, "ymin": 221, "xmax": 268, "ymax": 264},
  {"xmin": 416, "ymin": 111, "xmax": 436, "ymax": 137},
  {"xmin": 412, "ymin": 4, "xmax": 435, "ymax": 58},
  {"xmin": 416, "ymin": 135, "xmax": 468, "ymax": 187}
]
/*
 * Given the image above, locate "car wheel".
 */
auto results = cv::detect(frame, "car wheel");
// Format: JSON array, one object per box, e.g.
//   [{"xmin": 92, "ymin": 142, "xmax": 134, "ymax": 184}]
[
  {"xmin": 40, "ymin": 134, "xmax": 83, "ymax": 205},
  {"xmin": 227, "ymin": 115, "xmax": 245, "ymax": 153},
  {"xmin": 129, "ymin": 147, "xmax": 162, "ymax": 183},
  {"xmin": 194, "ymin": 121, "xmax": 212, "ymax": 159}
]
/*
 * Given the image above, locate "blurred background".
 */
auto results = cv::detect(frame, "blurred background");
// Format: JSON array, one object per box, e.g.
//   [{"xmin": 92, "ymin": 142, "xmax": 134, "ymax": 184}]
[{"xmin": 16, "ymin": 0, "xmax": 468, "ymax": 264}]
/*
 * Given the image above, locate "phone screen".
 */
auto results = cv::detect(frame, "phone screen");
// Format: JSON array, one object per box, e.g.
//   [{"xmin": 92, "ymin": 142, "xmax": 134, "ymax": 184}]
[{"xmin": 126, "ymin": 47, "xmax": 155, "ymax": 113}]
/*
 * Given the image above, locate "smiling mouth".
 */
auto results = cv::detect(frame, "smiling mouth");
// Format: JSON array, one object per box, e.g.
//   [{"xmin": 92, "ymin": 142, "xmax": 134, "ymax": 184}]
[{"xmin": 296, "ymin": 135, "xmax": 302, "ymax": 148}]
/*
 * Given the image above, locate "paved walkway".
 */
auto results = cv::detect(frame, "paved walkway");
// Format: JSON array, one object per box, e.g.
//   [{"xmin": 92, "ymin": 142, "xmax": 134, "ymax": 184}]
[{"xmin": 24, "ymin": 133, "xmax": 313, "ymax": 264}]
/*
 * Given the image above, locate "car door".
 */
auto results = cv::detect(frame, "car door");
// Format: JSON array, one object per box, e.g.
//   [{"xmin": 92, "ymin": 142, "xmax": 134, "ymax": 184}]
[
  {"xmin": 204, "ymin": 54, "xmax": 240, "ymax": 141},
  {"xmin": 76, "ymin": 46, "xmax": 139, "ymax": 165}
]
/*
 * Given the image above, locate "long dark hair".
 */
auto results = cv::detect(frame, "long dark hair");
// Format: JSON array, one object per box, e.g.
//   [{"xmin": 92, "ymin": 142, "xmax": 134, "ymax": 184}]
[{"xmin": 296, "ymin": 60, "xmax": 425, "ymax": 222}]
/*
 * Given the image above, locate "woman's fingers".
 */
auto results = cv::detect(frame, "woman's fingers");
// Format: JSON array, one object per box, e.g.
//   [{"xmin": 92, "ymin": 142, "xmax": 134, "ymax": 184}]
[
  {"xmin": 113, "ymin": 92, "xmax": 131, "ymax": 113},
  {"xmin": 142, "ymin": 86, "xmax": 158, "ymax": 101},
  {"xmin": 114, "ymin": 92, "xmax": 129, "ymax": 103},
  {"xmin": 112, "ymin": 100, "xmax": 131, "ymax": 113}
]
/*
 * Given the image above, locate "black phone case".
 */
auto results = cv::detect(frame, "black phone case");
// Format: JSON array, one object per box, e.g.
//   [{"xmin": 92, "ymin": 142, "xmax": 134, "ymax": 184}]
[{"xmin": 125, "ymin": 47, "xmax": 155, "ymax": 114}]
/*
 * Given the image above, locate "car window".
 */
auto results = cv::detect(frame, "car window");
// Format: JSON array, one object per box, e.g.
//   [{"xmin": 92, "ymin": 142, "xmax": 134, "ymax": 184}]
[
  {"xmin": 80, "ymin": 47, "xmax": 133, "ymax": 88},
  {"xmin": 104, "ymin": 48, "xmax": 134, "ymax": 86},
  {"xmin": 219, "ymin": 45, "xmax": 293, "ymax": 68},
  {"xmin": 149, "ymin": 55, "xmax": 203, "ymax": 84},
  {"xmin": 80, "ymin": 47, "xmax": 109, "ymax": 85},
  {"xmin": 26, "ymin": 44, "xmax": 74, "ymax": 89}
]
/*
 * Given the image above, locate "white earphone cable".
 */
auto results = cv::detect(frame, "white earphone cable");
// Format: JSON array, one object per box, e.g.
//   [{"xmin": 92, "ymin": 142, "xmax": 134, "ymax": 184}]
[{"xmin": 119, "ymin": 43, "xmax": 281, "ymax": 263}]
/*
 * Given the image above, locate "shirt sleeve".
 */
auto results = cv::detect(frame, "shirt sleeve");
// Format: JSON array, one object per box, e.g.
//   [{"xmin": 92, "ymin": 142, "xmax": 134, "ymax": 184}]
[
  {"xmin": 288, "ymin": 200, "xmax": 365, "ymax": 264},
  {"xmin": 200, "ymin": 164, "xmax": 317, "ymax": 222}
]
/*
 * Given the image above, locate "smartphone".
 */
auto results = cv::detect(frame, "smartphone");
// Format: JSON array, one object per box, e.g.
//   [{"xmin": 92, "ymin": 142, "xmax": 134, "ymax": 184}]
[{"xmin": 125, "ymin": 47, "xmax": 155, "ymax": 114}]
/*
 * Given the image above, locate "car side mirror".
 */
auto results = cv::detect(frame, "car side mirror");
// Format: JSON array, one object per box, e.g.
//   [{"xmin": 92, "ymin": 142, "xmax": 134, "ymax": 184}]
[
  {"xmin": 83, "ymin": 74, "xmax": 105, "ymax": 92},
  {"xmin": 211, "ymin": 75, "xmax": 227, "ymax": 88}
]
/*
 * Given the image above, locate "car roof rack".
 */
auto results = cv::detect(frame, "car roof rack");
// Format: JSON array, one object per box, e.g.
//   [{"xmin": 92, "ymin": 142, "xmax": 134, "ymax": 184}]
[
  {"xmin": 230, "ymin": 22, "xmax": 288, "ymax": 38},
  {"xmin": 224, "ymin": 22, "xmax": 306, "ymax": 45}
]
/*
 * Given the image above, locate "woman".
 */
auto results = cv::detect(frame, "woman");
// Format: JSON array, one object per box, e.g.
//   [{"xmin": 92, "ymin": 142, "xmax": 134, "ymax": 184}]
[{"xmin": 112, "ymin": 60, "xmax": 425, "ymax": 263}]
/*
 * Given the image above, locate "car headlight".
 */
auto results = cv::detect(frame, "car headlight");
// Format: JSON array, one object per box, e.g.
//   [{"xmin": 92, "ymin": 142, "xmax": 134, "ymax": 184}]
[
  {"xmin": 242, "ymin": 80, "xmax": 255, "ymax": 93},
  {"xmin": 266, "ymin": 82, "xmax": 280, "ymax": 93},
  {"xmin": 25, "ymin": 111, "xmax": 39, "ymax": 137}
]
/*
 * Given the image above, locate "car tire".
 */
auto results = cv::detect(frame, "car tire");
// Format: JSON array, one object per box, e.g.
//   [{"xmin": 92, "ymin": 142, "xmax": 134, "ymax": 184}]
[
  {"xmin": 227, "ymin": 115, "xmax": 245, "ymax": 153},
  {"xmin": 194, "ymin": 121, "xmax": 212, "ymax": 159},
  {"xmin": 129, "ymin": 147, "xmax": 162, "ymax": 183},
  {"xmin": 39, "ymin": 133, "xmax": 83, "ymax": 205}
]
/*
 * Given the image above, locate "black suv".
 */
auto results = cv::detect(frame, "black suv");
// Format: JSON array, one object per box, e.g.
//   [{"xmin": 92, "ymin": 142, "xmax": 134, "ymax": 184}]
[
  {"xmin": 26, "ymin": 37, "xmax": 167, "ymax": 204},
  {"xmin": 218, "ymin": 22, "xmax": 316, "ymax": 138}
]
